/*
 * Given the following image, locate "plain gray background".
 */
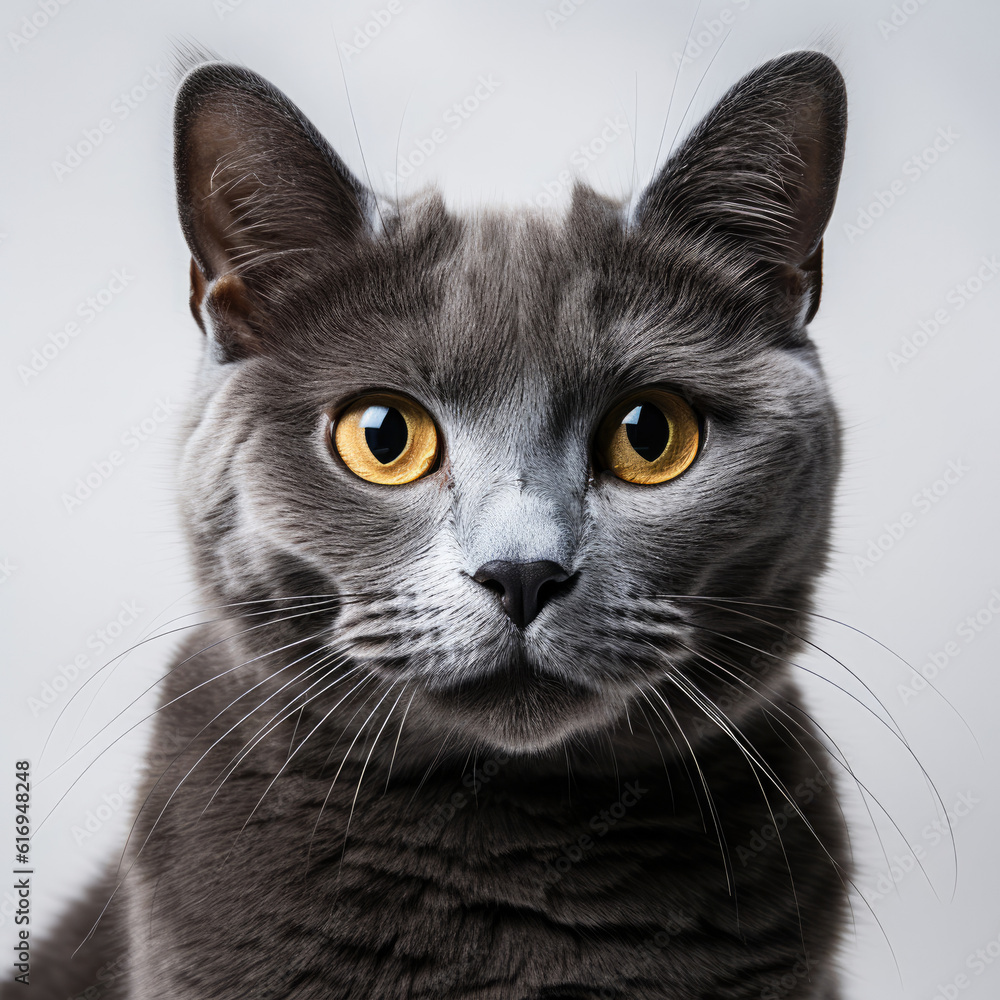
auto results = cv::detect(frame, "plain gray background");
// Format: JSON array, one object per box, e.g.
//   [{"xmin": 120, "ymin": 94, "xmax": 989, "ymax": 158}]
[{"xmin": 2, "ymin": 1, "xmax": 998, "ymax": 996}]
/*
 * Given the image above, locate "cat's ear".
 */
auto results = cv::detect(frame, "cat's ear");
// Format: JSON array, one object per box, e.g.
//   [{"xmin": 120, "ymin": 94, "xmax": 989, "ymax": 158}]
[
  {"xmin": 174, "ymin": 63, "xmax": 376, "ymax": 360},
  {"xmin": 636, "ymin": 51, "xmax": 846, "ymax": 326}
]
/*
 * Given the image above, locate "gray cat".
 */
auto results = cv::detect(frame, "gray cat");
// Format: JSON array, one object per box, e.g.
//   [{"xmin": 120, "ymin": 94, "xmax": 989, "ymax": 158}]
[{"xmin": 23, "ymin": 50, "xmax": 850, "ymax": 999}]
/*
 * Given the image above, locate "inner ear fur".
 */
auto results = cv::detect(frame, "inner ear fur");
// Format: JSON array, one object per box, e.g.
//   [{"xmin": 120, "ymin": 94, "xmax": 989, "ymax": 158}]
[
  {"xmin": 637, "ymin": 51, "xmax": 847, "ymax": 325},
  {"xmin": 174, "ymin": 62, "xmax": 374, "ymax": 360}
]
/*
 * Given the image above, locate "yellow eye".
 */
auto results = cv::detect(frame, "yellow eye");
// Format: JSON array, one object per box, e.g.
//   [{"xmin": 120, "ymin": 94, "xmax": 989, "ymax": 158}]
[
  {"xmin": 596, "ymin": 390, "xmax": 699, "ymax": 485},
  {"xmin": 333, "ymin": 394, "xmax": 439, "ymax": 485}
]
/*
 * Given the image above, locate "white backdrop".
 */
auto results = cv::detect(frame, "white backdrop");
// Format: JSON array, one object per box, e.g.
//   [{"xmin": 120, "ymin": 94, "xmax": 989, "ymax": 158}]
[{"xmin": 2, "ymin": 1, "xmax": 999, "ymax": 997}]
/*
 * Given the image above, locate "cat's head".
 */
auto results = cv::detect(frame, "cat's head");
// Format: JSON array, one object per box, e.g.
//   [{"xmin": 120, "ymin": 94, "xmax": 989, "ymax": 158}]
[{"xmin": 173, "ymin": 52, "xmax": 846, "ymax": 756}]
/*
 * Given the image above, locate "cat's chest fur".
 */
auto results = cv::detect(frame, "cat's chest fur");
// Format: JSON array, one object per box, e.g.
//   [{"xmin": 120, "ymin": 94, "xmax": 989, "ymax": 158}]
[{"xmin": 117, "ymin": 634, "xmax": 845, "ymax": 1000}]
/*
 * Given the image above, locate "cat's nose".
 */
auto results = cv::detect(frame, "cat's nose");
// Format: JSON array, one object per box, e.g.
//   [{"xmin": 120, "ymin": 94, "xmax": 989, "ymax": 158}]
[{"xmin": 472, "ymin": 560, "xmax": 571, "ymax": 628}]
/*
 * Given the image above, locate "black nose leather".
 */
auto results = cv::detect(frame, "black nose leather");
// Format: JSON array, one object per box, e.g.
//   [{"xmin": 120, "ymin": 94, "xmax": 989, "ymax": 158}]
[{"xmin": 472, "ymin": 560, "xmax": 571, "ymax": 628}]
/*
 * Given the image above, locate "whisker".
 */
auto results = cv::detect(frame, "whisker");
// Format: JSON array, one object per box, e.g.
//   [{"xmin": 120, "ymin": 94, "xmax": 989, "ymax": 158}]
[
  {"xmin": 408, "ymin": 722, "xmax": 462, "ymax": 807},
  {"xmin": 632, "ymin": 698, "xmax": 675, "ymax": 810},
  {"xmin": 676, "ymin": 631, "xmax": 859, "ymax": 832},
  {"xmin": 130, "ymin": 658, "xmax": 361, "ymax": 880},
  {"xmin": 633, "ymin": 681, "xmax": 734, "ymax": 899},
  {"xmin": 723, "ymin": 633, "xmax": 954, "ymax": 882},
  {"xmin": 678, "ymin": 623, "xmax": 919, "ymax": 897},
  {"xmin": 331, "ymin": 25, "xmax": 386, "ymax": 236},
  {"xmin": 288, "ymin": 705, "xmax": 305, "ymax": 759},
  {"xmin": 73, "ymin": 653, "xmax": 359, "ymax": 956},
  {"xmin": 646, "ymin": 657, "xmax": 899, "ymax": 970},
  {"xmin": 661, "ymin": 667, "xmax": 808, "ymax": 951},
  {"xmin": 664, "ymin": 10, "xmax": 733, "ymax": 160},
  {"xmin": 37, "ymin": 626, "xmax": 337, "ymax": 832},
  {"xmin": 665, "ymin": 665, "xmax": 898, "ymax": 969},
  {"xmin": 226, "ymin": 671, "xmax": 381, "ymax": 854},
  {"xmin": 667, "ymin": 594, "xmax": 972, "ymax": 736},
  {"xmin": 45, "ymin": 589, "xmax": 386, "ymax": 761},
  {"xmin": 665, "ymin": 595, "xmax": 960, "ymax": 880},
  {"xmin": 206, "ymin": 658, "xmax": 362, "ymax": 797},
  {"xmin": 340, "ymin": 682, "xmax": 407, "ymax": 852},
  {"xmin": 683, "ymin": 642, "xmax": 868, "ymax": 940},
  {"xmin": 666, "ymin": 636, "xmax": 926, "ymax": 876},
  {"xmin": 683, "ymin": 599, "xmax": 912, "ymax": 745},
  {"xmin": 384, "ymin": 688, "xmax": 417, "ymax": 794},
  {"xmin": 650, "ymin": 0, "xmax": 702, "ymax": 177},
  {"xmin": 43, "ymin": 597, "xmax": 341, "ymax": 764},
  {"xmin": 121, "ymin": 647, "xmax": 345, "ymax": 870},
  {"xmin": 153, "ymin": 648, "xmax": 346, "ymax": 818}
]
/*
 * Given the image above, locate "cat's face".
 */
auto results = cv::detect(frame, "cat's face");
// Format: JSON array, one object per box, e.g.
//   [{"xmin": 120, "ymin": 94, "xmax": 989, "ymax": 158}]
[{"xmin": 175, "ymin": 54, "xmax": 846, "ymax": 755}]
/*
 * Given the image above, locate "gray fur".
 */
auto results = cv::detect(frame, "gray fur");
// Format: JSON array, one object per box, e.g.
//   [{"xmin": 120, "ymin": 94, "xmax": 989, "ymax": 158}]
[{"xmin": 20, "ymin": 51, "xmax": 851, "ymax": 999}]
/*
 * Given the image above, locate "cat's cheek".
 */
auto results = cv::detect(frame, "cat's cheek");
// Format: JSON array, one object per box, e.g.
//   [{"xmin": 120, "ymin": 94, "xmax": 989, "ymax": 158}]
[{"xmin": 584, "ymin": 474, "xmax": 710, "ymax": 565}]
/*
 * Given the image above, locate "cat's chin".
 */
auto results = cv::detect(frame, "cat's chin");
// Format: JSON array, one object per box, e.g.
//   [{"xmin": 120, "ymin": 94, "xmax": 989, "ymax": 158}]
[{"xmin": 418, "ymin": 659, "xmax": 623, "ymax": 754}]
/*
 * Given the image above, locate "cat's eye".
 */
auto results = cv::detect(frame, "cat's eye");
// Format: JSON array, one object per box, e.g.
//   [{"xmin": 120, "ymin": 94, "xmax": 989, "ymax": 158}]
[
  {"xmin": 332, "ymin": 394, "xmax": 439, "ymax": 485},
  {"xmin": 596, "ymin": 389, "xmax": 699, "ymax": 485}
]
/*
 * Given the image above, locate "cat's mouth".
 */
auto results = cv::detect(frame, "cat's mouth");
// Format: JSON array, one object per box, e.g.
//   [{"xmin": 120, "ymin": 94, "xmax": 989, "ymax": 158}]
[{"xmin": 418, "ymin": 649, "xmax": 622, "ymax": 753}]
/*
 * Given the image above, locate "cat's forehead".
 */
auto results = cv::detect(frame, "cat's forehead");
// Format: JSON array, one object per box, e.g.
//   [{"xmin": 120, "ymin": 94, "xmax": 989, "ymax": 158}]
[
  {"xmin": 326, "ymin": 203, "xmax": 797, "ymax": 419},
  {"xmin": 428, "ymin": 213, "xmax": 593, "ymax": 393},
  {"xmin": 308, "ymin": 208, "xmax": 592, "ymax": 414}
]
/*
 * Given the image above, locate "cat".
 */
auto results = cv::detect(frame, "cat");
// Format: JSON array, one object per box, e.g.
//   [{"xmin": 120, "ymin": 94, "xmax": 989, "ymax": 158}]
[{"xmin": 22, "ymin": 49, "xmax": 850, "ymax": 999}]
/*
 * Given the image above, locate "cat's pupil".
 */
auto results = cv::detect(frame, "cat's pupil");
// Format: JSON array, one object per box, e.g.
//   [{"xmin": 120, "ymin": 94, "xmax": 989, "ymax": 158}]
[
  {"xmin": 360, "ymin": 405, "xmax": 408, "ymax": 464},
  {"xmin": 623, "ymin": 403, "xmax": 670, "ymax": 461}
]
